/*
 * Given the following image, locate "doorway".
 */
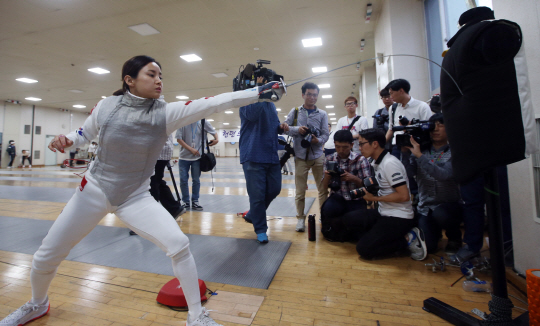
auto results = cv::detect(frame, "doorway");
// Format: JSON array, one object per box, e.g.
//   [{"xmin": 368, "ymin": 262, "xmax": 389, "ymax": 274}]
[{"xmin": 44, "ymin": 135, "xmax": 57, "ymax": 166}]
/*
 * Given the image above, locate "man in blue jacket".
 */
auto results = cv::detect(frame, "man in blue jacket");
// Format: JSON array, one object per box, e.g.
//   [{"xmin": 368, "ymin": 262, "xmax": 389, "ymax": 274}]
[{"xmin": 240, "ymin": 77, "xmax": 289, "ymax": 243}]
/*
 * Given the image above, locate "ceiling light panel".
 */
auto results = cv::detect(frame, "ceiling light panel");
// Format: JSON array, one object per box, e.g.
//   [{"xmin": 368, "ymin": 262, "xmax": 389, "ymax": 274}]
[
  {"xmin": 312, "ymin": 67, "xmax": 327, "ymax": 73},
  {"xmin": 332, "ymin": 122, "xmax": 337, "ymax": 125},
  {"xmin": 207, "ymin": 119, "xmax": 214, "ymax": 122},
  {"xmin": 326, "ymin": 105, "xmax": 334, "ymax": 108},
  {"xmin": 222, "ymin": 122, "xmax": 229, "ymax": 125},
  {"xmin": 128, "ymin": 23, "xmax": 160, "ymax": 36},
  {"xmin": 25, "ymin": 97, "xmax": 41, "ymax": 101},
  {"xmin": 180, "ymin": 54, "xmax": 202, "ymax": 62},
  {"xmin": 302, "ymin": 37, "xmax": 322, "ymax": 47},
  {"xmin": 176, "ymin": 96, "xmax": 189, "ymax": 100},
  {"xmin": 16, "ymin": 78, "xmax": 38, "ymax": 83},
  {"xmin": 322, "ymin": 95, "xmax": 332, "ymax": 99},
  {"xmin": 224, "ymin": 111, "xmax": 233, "ymax": 114},
  {"xmin": 328, "ymin": 113, "xmax": 335, "ymax": 116},
  {"xmin": 318, "ymin": 84, "xmax": 330, "ymax": 88},
  {"xmin": 73, "ymin": 105, "xmax": 86, "ymax": 108},
  {"xmin": 212, "ymin": 73, "xmax": 228, "ymax": 78},
  {"xmin": 330, "ymin": 118, "xmax": 336, "ymax": 120},
  {"xmin": 88, "ymin": 68, "xmax": 110, "ymax": 74}
]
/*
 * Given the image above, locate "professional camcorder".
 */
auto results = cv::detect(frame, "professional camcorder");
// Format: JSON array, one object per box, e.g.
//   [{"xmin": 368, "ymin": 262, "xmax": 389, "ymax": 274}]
[
  {"xmin": 392, "ymin": 118, "xmax": 434, "ymax": 149},
  {"xmin": 278, "ymin": 138, "xmax": 295, "ymax": 168},
  {"xmin": 349, "ymin": 176, "xmax": 380, "ymax": 199},
  {"xmin": 326, "ymin": 161, "xmax": 345, "ymax": 191},
  {"xmin": 372, "ymin": 112, "xmax": 389, "ymax": 128},
  {"xmin": 300, "ymin": 125, "xmax": 320, "ymax": 148},
  {"xmin": 233, "ymin": 60, "xmax": 284, "ymax": 91}
]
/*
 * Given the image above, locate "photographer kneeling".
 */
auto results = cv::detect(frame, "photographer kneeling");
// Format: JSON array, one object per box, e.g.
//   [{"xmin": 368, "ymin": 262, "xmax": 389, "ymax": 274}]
[
  {"xmin": 342, "ymin": 128, "xmax": 427, "ymax": 260},
  {"xmin": 401, "ymin": 113, "xmax": 462, "ymax": 254},
  {"xmin": 320, "ymin": 130, "xmax": 372, "ymax": 242}
]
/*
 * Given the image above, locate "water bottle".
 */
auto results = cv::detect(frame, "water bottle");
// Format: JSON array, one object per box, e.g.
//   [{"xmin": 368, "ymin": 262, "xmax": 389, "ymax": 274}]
[
  {"xmin": 462, "ymin": 280, "xmax": 493, "ymax": 292},
  {"xmin": 308, "ymin": 214, "xmax": 316, "ymax": 241}
]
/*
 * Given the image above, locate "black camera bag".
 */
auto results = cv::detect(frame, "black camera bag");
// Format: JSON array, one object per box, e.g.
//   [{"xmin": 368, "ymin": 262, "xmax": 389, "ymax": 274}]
[{"xmin": 199, "ymin": 119, "xmax": 216, "ymax": 172}]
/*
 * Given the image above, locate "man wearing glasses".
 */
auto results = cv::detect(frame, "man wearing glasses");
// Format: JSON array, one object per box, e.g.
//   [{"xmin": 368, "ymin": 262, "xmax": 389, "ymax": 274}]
[
  {"xmin": 335, "ymin": 96, "xmax": 369, "ymax": 154},
  {"xmin": 373, "ymin": 88, "xmax": 397, "ymax": 151},
  {"xmin": 283, "ymin": 82, "xmax": 330, "ymax": 232}
]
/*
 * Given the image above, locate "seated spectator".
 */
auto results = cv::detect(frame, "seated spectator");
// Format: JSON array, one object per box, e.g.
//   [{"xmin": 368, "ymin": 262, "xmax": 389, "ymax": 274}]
[
  {"xmin": 341, "ymin": 128, "xmax": 427, "ymax": 260},
  {"xmin": 401, "ymin": 113, "xmax": 463, "ymax": 254},
  {"xmin": 320, "ymin": 130, "xmax": 371, "ymax": 242}
]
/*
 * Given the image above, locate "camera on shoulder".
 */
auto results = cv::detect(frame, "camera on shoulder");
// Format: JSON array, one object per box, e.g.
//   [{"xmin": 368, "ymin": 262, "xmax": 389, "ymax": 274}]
[
  {"xmin": 392, "ymin": 118, "xmax": 434, "ymax": 149},
  {"xmin": 233, "ymin": 59, "xmax": 284, "ymax": 92}
]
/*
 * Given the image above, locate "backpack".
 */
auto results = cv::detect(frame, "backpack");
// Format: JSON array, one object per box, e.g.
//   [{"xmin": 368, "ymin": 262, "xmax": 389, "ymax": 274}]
[{"xmin": 199, "ymin": 119, "xmax": 216, "ymax": 172}]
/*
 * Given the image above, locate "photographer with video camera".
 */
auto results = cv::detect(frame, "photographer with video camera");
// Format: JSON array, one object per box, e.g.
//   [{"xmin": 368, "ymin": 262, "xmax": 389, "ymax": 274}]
[
  {"xmin": 372, "ymin": 88, "xmax": 396, "ymax": 151},
  {"xmin": 283, "ymin": 82, "xmax": 330, "ymax": 232},
  {"xmin": 237, "ymin": 69, "xmax": 289, "ymax": 243},
  {"xmin": 401, "ymin": 113, "xmax": 462, "ymax": 254},
  {"xmin": 341, "ymin": 128, "xmax": 427, "ymax": 261},
  {"xmin": 320, "ymin": 130, "xmax": 371, "ymax": 242}
]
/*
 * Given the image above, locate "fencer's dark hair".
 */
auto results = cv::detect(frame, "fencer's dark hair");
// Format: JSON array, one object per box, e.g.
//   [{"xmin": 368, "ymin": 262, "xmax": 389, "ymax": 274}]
[
  {"xmin": 113, "ymin": 55, "xmax": 161, "ymax": 96},
  {"xmin": 429, "ymin": 113, "xmax": 444, "ymax": 124},
  {"xmin": 359, "ymin": 128, "xmax": 386, "ymax": 148},
  {"xmin": 334, "ymin": 130, "xmax": 354, "ymax": 144},
  {"xmin": 301, "ymin": 82, "xmax": 319, "ymax": 95},
  {"xmin": 379, "ymin": 87, "xmax": 390, "ymax": 97},
  {"xmin": 387, "ymin": 79, "xmax": 411, "ymax": 94}
]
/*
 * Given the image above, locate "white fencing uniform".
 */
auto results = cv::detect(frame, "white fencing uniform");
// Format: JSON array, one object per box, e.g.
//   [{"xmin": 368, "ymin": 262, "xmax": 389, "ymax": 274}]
[{"xmin": 30, "ymin": 89, "xmax": 259, "ymax": 320}]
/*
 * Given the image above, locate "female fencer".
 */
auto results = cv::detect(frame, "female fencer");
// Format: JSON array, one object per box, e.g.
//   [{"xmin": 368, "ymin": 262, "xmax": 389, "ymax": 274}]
[{"xmin": 0, "ymin": 55, "xmax": 284, "ymax": 326}]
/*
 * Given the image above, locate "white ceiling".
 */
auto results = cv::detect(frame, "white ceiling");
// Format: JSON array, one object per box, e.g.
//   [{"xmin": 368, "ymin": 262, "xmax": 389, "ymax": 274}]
[{"xmin": 0, "ymin": 0, "xmax": 380, "ymax": 128}]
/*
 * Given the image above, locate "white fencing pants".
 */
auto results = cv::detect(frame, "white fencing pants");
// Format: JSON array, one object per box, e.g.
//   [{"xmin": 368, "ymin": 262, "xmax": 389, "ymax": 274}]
[{"xmin": 30, "ymin": 173, "xmax": 203, "ymax": 319}]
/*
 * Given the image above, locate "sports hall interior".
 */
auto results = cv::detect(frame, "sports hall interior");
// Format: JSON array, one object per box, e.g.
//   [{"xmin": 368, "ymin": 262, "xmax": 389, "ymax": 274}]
[{"xmin": 0, "ymin": 1, "xmax": 539, "ymax": 325}]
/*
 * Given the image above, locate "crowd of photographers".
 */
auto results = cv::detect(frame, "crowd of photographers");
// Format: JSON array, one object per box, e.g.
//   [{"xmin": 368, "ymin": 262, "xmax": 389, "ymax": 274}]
[{"xmin": 266, "ymin": 77, "xmax": 486, "ymax": 265}]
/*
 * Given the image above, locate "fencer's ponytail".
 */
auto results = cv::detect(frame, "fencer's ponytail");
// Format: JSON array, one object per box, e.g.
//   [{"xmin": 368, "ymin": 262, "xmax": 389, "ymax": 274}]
[{"xmin": 113, "ymin": 55, "xmax": 161, "ymax": 96}]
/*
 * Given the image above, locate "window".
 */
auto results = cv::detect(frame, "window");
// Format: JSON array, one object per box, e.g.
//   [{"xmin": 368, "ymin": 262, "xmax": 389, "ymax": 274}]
[
  {"xmin": 35, "ymin": 126, "xmax": 41, "ymax": 135},
  {"xmin": 24, "ymin": 125, "xmax": 31, "ymax": 134},
  {"xmin": 533, "ymin": 119, "xmax": 540, "ymax": 223},
  {"xmin": 34, "ymin": 150, "xmax": 40, "ymax": 160}
]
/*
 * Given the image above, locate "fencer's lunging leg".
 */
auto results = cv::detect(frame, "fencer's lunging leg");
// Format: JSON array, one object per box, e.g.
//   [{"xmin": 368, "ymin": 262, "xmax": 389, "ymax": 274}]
[
  {"xmin": 31, "ymin": 176, "xmax": 111, "ymax": 304},
  {"xmin": 115, "ymin": 192, "xmax": 202, "ymax": 320}
]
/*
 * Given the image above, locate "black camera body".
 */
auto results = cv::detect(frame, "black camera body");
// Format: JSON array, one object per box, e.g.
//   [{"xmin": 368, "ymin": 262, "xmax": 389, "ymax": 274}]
[
  {"xmin": 392, "ymin": 118, "xmax": 434, "ymax": 149},
  {"xmin": 372, "ymin": 113, "xmax": 389, "ymax": 128},
  {"xmin": 349, "ymin": 176, "xmax": 380, "ymax": 199},
  {"xmin": 278, "ymin": 138, "xmax": 295, "ymax": 168},
  {"xmin": 326, "ymin": 161, "xmax": 345, "ymax": 191},
  {"xmin": 300, "ymin": 125, "xmax": 320, "ymax": 148},
  {"xmin": 233, "ymin": 60, "xmax": 284, "ymax": 92}
]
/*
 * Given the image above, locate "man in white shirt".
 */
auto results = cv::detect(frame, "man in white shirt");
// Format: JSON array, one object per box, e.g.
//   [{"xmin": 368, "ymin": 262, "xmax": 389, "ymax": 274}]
[
  {"xmin": 341, "ymin": 128, "xmax": 427, "ymax": 261},
  {"xmin": 384, "ymin": 79, "xmax": 432, "ymax": 159},
  {"xmin": 335, "ymin": 96, "xmax": 369, "ymax": 154}
]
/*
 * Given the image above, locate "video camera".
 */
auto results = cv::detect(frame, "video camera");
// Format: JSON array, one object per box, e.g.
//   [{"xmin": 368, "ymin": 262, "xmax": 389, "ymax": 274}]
[
  {"xmin": 300, "ymin": 125, "xmax": 320, "ymax": 148},
  {"xmin": 233, "ymin": 60, "xmax": 284, "ymax": 92},
  {"xmin": 372, "ymin": 112, "xmax": 389, "ymax": 128},
  {"xmin": 278, "ymin": 138, "xmax": 295, "ymax": 168},
  {"xmin": 326, "ymin": 161, "xmax": 346, "ymax": 191},
  {"xmin": 392, "ymin": 118, "xmax": 434, "ymax": 149},
  {"xmin": 349, "ymin": 177, "xmax": 379, "ymax": 199}
]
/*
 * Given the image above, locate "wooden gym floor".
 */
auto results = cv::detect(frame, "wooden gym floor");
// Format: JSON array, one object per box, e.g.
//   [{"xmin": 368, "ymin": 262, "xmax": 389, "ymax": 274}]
[{"xmin": 0, "ymin": 159, "xmax": 528, "ymax": 325}]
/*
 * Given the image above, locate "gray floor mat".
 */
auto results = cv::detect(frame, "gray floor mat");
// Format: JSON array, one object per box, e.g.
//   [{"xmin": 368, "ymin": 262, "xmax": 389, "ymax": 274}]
[{"xmin": 0, "ymin": 216, "xmax": 290, "ymax": 289}]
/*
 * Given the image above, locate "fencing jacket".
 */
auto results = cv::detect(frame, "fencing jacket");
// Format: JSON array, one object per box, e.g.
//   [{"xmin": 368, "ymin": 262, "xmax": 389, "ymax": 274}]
[
  {"xmin": 440, "ymin": 19, "xmax": 537, "ymax": 183},
  {"xmin": 67, "ymin": 89, "xmax": 259, "ymax": 205}
]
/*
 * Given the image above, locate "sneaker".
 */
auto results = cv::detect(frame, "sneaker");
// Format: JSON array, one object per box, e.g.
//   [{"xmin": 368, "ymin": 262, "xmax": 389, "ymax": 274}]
[
  {"xmin": 257, "ymin": 233, "xmax": 268, "ymax": 244},
  {"xmin": 186, "ymin": 307, "xmax": 223, "ymax": 326},
  {"xmin": 172, "ymin": 205, "xmax": 186, "ymax": 220},
  {"xmin": 191, "ymin": 201, "xmax": 203, "ymax": 211},
  {"xmin": 129, "ymin": 230, "xmax": 137, "ymax": 236},
  {"xmin": 182, "ymin": 202, "xmax": 190, "ymax": 210},
  {"xmin": 282, "ymin": 171, "xmax": 288, "ymax": 175},
  {"xmin": 0, "ymin": 297, "xmax": 50, "ymax": 326},
  {"xmin": 448, "ymin": 245, "xmax": 480, "ymax": 265},
  {"xmin": 295, "ymin": 219, "xmax": 305, "ymax": 232},
  {"xmin": 29, "ymin": 165, "xmax": 32, "ymax": 168},
  {"xmin": 407, "ymin": 227, "xmax": 427, "ymax": 261}
]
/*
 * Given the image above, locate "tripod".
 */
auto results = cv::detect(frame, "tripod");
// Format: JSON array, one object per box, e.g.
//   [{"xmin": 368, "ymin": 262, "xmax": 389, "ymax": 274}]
[{"xmin": 423, "ymin": 168, "xmax": 528, "ymax": 325}]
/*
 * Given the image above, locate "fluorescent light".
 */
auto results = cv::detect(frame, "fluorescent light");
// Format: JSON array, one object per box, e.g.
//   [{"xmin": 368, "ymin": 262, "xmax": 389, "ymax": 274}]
[
  {"xmin": 222, "ymin": 122, "xmax": 229, "ymax": 125},
  {"xmin": 180, "ymin": 54, "xmax": 202, "ymax": 62},
  {"xmin": 212, "ymin": 73, "xmax": 228, "ymax": 78},
  {"xmin": 326, "ymin": 105, "xmax": 334, "ymax": 108},
  {"xmin": 331, "ymin": 122, "xmax": 337, "ymax": 125},
  {"xmin": 328, "ymin": 113, "xmax": 335, "ymax": 116},
  {"xmin": 330, "ymin": 118, "xmax": 336, "ymax": 120},
  {"xmin": 88, "ymin": 67, "xmax": 110, "ymax": 74},
  {"xmin": 176, "ymin": 95, "xmax": 189, "ymax": 100},
  {"xmin": 101, "ymin": 96, "xmax": 107, "ymax": 99},
  {"xmin": 276, "ymin": 108, "xmax": 281, "ymax": 111},
  {"xmin": 312, "ymin": 66, "xmax": 327, "ymax": 73},
  {"xmin": 237, "ymin": 126, "xmax": 241, "ymax": 128},
  {"xmin": 322, "ymin": 95, "xmax": 332, "ymax": 99},
  {"xmin": 224, "ymin": 111, "xmax": 233, "ymax": 114},
  {"xmin": 302, "ymin": 37, "xmax": 322, "ymax": 47},
  {"xmin": 25, "ymin": 97, "xmax": 41, "ymax": 101},
  {"xmin": 207, "ymin": 119, "xmax": 214, "ymax": 122},
  {"xmin": 128, "ymin": 23, "xmax": 160, "ymax": 36},
  {"xmin": 73, "ymin": 105, "xmax": 86, "ymax": 108},
  {"xmin": 16, "ymin": 78, "xmax": 38, "ymax": 83},
  {"xmin": 318, "ymin": 84, "xmax": 330, "ymax": 89},
  {"xmin": 69, "ymin": 89, "xmax": 83, "ymax": 93}
]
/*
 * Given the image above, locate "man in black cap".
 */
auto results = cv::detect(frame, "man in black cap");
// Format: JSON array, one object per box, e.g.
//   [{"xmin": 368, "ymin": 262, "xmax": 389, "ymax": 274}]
[{"xmin": 440, "ymin": 6, "xmax": 536, "ymax": 263}]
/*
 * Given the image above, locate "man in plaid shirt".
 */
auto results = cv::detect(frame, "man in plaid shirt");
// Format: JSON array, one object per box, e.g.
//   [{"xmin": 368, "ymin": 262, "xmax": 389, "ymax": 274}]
[{"xmin": 320, "ymin": 130, "xmax": 371, "ymax": 241}]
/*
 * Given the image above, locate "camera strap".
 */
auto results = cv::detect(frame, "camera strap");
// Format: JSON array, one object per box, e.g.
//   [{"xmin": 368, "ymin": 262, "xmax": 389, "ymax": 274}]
[
  {"xmin": 347, "ymin": 116, "xmax": 361, "ymax": 131},
  {"xmin": 293, "ymin": 107, "xmax": 299, "ymax": 126}
]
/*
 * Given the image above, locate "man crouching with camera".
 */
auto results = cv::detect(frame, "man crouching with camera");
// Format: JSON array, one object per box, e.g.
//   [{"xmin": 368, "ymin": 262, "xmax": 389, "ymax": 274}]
[
  {"xmin": 341, "ymin": 128, "xmax": 427, "ymax": 260},
  {"xmin": 320, "ymin": 130, "xmax": 372, "ymax": 242}
]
